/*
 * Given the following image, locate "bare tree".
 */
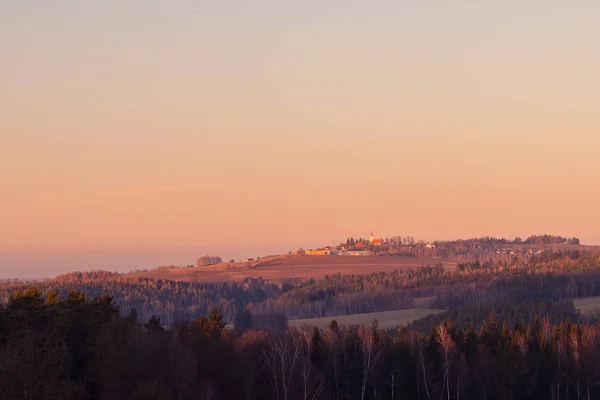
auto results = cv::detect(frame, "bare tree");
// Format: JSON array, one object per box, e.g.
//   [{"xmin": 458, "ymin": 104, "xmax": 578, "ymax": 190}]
[
  {"xmin": 554, "ymin": 336, "xmax": 566, "ymax": 400},
  {"xmin": 357, "ymin": 326, "xmax": 381, "ymax": 400},
  {"xmin": 437, "ymin": 324, "xmax": 455, "ymax": 400},
  {"xmin": 260, "ymin": 337, "xmax": 299, "ymax": 400},
  {"xmin": 295, "ymin": 328, "xmax": 323, "ymax": 400},
  {"xmin": 322, "ymin": 327, "xmax": 342, "ymax": 400},
  {"xmin": 570, "ymin": 328, "xmax": 581, "ymax": 400},
  {"xmin": 581, "ymin": 326, "xmax": 597, "ymax": 400},
  {"xmin": 412, "ymin": 333, "xmax": 431, "ymax": 400},
  {"xmin": 0, "ymin": 328, "xmax": 70, "ymax": 400}
]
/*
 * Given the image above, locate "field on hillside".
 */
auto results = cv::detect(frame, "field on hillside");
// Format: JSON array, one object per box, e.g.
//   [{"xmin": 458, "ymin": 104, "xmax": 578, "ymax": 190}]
[
  {"xmin": 573, "ymin": 297, "xmax": 600, "ymax": 316},
  {"xmin": 288, "ymin": 308, "xmax": 444, "ymax": 329},
  {"xmin": 131, "ymin": 255, "xmax": 458, "ymax": 283}
]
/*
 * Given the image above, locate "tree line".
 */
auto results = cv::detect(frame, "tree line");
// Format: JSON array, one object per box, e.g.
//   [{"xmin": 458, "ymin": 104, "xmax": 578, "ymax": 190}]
[
  {"xmin": 2, "ymin": 287, "xmax": 600, "ymax": 399},
  {"xmin": 1, "ymin": 250, "xmax": 599, "ymax": 325},
  {"xmin": 197, "ymin": 255, "xmax": 224, "ymax": 267}
]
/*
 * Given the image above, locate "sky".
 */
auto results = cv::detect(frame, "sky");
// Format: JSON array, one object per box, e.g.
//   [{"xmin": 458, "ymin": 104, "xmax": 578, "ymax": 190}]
[{"xmin": 1, "ymin": 1, "xmax": 599, "ymax": 279}]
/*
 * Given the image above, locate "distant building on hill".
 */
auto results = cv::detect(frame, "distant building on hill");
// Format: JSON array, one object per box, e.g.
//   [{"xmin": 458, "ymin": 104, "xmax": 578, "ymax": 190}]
[
  {"xmin": 369, "ymin": 231, "xmax": 384, "ymax": 246},
  {"xmin": 348, "ymin": 250, "xmax": 372, "ymax": 256},
  {"xmin": 305, "ymin": 248, "xmax": 338, "ymax": 256}
]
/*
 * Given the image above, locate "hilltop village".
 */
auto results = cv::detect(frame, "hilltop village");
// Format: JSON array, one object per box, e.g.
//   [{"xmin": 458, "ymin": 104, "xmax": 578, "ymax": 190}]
[
  {"xmin": 304, "ymin": 231, "xmax": 397, "ymax": 256},
  {"xmin": 303, "ymin": 233, "xmax": 585, "ymax": 262},
  {"xmin": 185, "ymin": 235, "xmax": 586, "ymax": 269}
]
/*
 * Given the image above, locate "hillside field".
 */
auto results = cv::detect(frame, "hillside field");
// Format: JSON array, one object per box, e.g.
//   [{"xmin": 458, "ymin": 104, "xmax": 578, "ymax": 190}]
[
  {"xmin": 573, "ymin": 297, "xmax": 600, "ymax": 316},
  {"xmin": 288, "ymin": 308, "xmax": 444, "ymax": 329},
  {"xmin": 131, "ymin": 255, "xmax": 458, "ymax": 283}
]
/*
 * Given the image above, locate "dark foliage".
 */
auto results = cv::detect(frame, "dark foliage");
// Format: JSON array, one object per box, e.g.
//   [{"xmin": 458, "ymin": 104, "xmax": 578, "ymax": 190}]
[
  {"xmin": 2, "ymin": 288, "xmax": 600, "ymax": 399},
  {"xmin": 1, "ymin": 250, "xmax": 599, "ymax": 328},
  {"xmin": 408, "ymin": 298, "xmax": 581, "ymax": 333}
]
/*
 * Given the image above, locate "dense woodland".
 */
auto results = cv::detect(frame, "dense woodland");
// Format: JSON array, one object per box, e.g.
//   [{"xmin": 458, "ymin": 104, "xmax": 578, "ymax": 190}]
[
  {"xmin": 2, "ymin": 288, "xmax": 600, "ymax": 399},
  {"xmin": 406, "ymin": 298, "xmax": 585, "ymax": 333}
]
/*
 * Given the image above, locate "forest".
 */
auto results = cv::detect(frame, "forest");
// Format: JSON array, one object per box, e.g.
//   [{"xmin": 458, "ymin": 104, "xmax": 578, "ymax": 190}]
[
  {"xmin": 2, "ymin": 287, "xmax": 600, "ymax": 400},
  {"xmin": 1, "ymin": 249, "xmax": 599, "ymax": 325},
  {"xmin": 1, "ymin": 243, "xmax": 600, "ymax": 399}
]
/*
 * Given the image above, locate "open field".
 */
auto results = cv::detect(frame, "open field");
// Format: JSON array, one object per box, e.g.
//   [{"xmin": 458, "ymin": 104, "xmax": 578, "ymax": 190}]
[
  {"xmin": 573, "ymin": 297, "xmax": 600, "ymax": 316},
  {"xmin": 288, "ymin": 308, "xmax": 444, "ymax": 329},
  {"xmin": 130, "ymin": 255, "xmax": 458, "ymax": 283}
]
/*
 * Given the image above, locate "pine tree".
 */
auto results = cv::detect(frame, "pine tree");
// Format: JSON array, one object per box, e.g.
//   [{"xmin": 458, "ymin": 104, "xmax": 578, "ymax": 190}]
[
  {"xmin": 144, "ymin": 315, "xmax": 164, "ymax": 332},
  {"xmin": 208, "ymin": 309, "xmax": 226, "ymax": 333},
  {"xmin": 329, "ymin": 319, "xmax": 339, "ymax": 331}
]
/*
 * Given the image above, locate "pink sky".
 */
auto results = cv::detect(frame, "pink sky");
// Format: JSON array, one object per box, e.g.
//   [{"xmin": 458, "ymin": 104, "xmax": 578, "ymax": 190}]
[{"xmin": 1, "ymin": 1, "xmax": 599, "ymax": 278}]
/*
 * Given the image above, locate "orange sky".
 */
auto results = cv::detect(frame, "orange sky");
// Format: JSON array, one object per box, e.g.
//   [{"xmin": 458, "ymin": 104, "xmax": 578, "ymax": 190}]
[{"xmin": 1, "ymin": 1, "xmax": 599, "ymax": 277}]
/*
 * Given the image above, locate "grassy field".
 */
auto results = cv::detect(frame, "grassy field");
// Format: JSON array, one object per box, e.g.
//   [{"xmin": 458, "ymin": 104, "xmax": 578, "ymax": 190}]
[
  {"xmin": 287, "ymin": 296, "xmax": 600, "ymax": 330},
  {"xmin": 288, "ymin": 308, "xmax": 444, "ymax": 330},
  {"xmin": 130, "ymin": 255, "xmax": 458, "ymax": 283},
  {"xmin": 573, "ymin": 297, "xmax": 600, "ymax": 316}
]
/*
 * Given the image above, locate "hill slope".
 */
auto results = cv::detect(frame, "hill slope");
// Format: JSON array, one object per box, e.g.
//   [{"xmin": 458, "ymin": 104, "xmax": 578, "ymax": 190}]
[{"xmin": 130, "ymin": 255, "xmax": 458, "ymax": 283}]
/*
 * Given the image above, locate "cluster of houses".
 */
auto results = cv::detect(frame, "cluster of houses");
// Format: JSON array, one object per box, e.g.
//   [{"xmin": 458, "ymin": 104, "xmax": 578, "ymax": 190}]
[
  {"xmin": 305, "ymin": 248, "xmax": 373, "ymax": 256},
  {"xmin": 492, "ymin": 247, "xmax": 546, "ymax": 256},
  {"xmin": 304, "ymin": 231, "xmax": 436, "ymax": 257},
  {"xmin": 304, "ymin": 231, "xmax": 385, "ymax": 256}
]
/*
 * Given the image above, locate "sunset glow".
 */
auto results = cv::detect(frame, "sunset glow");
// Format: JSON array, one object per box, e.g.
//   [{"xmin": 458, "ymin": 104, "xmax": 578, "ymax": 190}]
[{"xmin": 2, "ymin": 1, "xmax": 599, "ymax": 278}]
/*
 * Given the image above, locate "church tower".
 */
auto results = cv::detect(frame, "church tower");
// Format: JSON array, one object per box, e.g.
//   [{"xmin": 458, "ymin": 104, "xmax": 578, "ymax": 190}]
[{"xmin": 369, "ymin": 230, "xmax": 374, "ymax": 244}]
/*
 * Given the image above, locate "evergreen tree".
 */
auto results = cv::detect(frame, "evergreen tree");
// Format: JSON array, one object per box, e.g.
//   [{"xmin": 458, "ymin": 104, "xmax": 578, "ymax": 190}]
[{"xmin": 145, "ymin": 315, "xmax": 164, "ymax": 332}]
